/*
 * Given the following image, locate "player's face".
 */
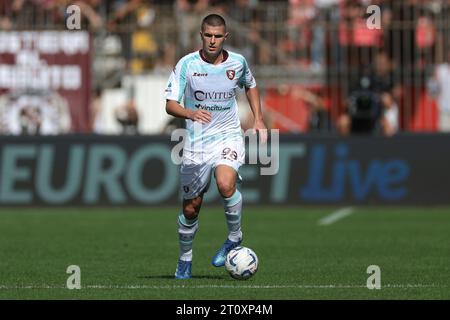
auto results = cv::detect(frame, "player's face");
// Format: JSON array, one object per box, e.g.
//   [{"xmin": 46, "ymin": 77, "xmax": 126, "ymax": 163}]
[{"xmin": 200, "ymin": 24, "xmax": 228, "ymax": 56}]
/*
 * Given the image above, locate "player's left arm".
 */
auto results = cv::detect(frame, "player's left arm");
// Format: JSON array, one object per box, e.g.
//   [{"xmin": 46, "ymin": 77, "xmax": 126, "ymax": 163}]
[
  {"xmin": 240, "ymin": 56, "xmax": 267, "ymax": 143},
  {"xmin": 245, "ymin": 86, "xmax": 268, "ymax": 144}
]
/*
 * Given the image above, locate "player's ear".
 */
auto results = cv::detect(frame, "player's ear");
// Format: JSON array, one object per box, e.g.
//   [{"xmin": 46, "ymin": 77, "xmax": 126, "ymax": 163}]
[
  {"xmin": 199, "ymin": 31, "xmax": 203, "ymax": 40},
  {"xmin": 224, "ymin": 32, "xmax": 229, "ymax": 40}
]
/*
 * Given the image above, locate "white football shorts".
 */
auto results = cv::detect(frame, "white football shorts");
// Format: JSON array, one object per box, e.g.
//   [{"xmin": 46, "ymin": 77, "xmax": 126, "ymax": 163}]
[{"xmin": 180, "ymin": 138, "xmax": 245, "ymax": 199}]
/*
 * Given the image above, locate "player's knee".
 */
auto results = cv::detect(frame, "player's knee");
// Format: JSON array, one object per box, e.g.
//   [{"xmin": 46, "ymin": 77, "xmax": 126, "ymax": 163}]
[
  {"xmin": 183, "ymin": 197, "xmax": 202, "ymax": 219},
  {"xmin": 216, "ymin": 179, "xmax": 235, "ymax": 198},
  {"xmin": 182, "ymin": 205, "xmax": 198, "ymax": 220}
]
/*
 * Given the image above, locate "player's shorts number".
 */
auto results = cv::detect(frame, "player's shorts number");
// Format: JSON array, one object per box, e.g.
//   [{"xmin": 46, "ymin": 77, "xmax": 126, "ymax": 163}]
[{"xmin": 221, "ymin": 147, "xmax": 238, "ymax": 161}]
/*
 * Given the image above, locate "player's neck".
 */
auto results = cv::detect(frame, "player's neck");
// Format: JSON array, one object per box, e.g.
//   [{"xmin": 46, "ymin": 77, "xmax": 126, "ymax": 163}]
[{"xmin": 200, "ymin": 49, "xmax": 225, "ymax": 65}]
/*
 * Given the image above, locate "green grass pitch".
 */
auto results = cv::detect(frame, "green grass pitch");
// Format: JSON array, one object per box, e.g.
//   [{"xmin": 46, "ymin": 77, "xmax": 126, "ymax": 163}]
[{"xmin": 0, "ymin": 206, "xmax": 449, "ymax": 299}]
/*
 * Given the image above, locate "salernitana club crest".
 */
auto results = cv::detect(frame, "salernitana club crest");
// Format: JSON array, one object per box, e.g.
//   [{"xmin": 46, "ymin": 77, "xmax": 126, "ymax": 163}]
[{"xmin": 226, "ymin": 70, "xmax": 235, "ymax": 80}]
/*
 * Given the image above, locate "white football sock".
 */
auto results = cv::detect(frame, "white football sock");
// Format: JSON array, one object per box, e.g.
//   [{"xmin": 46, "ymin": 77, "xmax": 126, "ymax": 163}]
[
  {"xmin": 223, "ymin": 189, "xmax": 243, "ymax": 242},
  {"xmin": 177, "ymin": 213, "xmax": 198, "ymax": 261}
]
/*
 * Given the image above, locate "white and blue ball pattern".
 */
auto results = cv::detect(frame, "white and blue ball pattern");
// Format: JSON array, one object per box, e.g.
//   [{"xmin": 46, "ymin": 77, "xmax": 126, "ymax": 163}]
[{"xmin": 225, "ymin": 246, "xmax": 258, "ymax": 280}]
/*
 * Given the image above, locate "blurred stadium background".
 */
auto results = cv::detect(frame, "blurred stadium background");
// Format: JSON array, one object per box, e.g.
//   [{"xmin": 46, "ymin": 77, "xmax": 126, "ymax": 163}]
[
  {"xmin": 1, "ymin": 0, "xmax": 450, "ymax": 299},
  {"xmin": 2, "ymin": 0, "xmax": 450, "ymax": 135}
]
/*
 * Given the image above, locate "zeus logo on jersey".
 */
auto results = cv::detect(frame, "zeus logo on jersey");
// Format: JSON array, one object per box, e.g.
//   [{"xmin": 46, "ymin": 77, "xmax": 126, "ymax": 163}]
[
  {"xmin": 193, "ymin": 72, "xmax": 208, "ymax": 77},
  {"xmin": 194, "ymin": 90, "xmax": 235, "ymax": 101}
]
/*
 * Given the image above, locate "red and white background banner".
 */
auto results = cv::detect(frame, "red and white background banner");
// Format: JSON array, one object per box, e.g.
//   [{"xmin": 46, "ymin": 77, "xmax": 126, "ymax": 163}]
[{"xmin": 0, "ymin": 31, "xmax": 91, "ymax": 134}]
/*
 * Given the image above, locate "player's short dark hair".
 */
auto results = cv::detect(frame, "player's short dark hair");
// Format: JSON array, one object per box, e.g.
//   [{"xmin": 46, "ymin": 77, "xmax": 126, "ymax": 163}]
[{"xmin": 201, "ymin": 14, "xmax": 226, "ymax": 31}]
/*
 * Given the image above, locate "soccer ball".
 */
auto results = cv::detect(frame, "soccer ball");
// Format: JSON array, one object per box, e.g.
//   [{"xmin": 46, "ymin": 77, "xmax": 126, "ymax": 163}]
[{"xmin": 225, "ymin": 246, "xmax": 258, "ymax": 280}]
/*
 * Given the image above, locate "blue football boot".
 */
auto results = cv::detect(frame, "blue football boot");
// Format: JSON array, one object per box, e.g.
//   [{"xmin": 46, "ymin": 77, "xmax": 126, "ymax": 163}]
[
  {"xmin": 211, "ymin": 238, "xmax": 242, "ymax": 267},
  {"xmin": 174, "ymin": 260, "xmax": 192, "ymax": 279}
]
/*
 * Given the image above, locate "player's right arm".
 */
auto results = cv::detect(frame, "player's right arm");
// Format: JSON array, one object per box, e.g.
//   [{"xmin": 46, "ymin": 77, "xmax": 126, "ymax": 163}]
[
  {"xmin": 164, "ymin": 56, "xmax": 211, "ymax": 124},
  {"xmin": 165, "ymin": 100, "xmax": 212, "ymax": 124}
]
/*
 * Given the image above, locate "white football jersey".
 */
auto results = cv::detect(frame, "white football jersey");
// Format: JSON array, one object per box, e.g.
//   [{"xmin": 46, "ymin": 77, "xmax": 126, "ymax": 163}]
[{"xmin": 165, "ymin": 49, "xmax": 256, "ymax": 151}]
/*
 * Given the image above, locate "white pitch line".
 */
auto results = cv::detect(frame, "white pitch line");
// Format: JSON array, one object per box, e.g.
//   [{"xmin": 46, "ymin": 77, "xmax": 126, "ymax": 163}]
[
  {"xmin": 0, "ymin": 284, "xmax": 440, "ymax": 290},
  {"xmin": 318, "ymin": 207, "xmax": 355, "ymax": 226}
]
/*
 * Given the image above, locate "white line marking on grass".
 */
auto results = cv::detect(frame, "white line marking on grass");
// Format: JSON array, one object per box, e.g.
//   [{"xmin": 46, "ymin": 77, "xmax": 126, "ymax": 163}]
[
  {"xmin": 0, "ymin": 284, "xmax": 440, "ymax": 290},
  {"xmin": 318, "ymin": 207, "xmax": 355, "ymax": 226}
]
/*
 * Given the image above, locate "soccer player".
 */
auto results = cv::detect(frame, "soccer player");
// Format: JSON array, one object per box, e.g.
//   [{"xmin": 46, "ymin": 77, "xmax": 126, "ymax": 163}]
[{"xmin": 164, "ymin": 13, "xmax": 267, "ymax": 279}]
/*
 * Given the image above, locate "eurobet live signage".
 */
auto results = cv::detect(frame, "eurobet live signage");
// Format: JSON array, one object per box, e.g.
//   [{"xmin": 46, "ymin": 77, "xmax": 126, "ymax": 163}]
[{"xmin": 0, "ymin": 134, "xmax": 449, "ymax": 206}]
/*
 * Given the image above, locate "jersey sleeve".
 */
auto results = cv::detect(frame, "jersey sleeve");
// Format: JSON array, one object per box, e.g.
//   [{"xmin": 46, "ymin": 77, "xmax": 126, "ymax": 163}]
[
  {"xmin": 238, "ymin": 57, "xmax": 256, "ymax": 89},
  {"xmin": 164, "ymin": 58, "xmax": 188, "ymax": 103}
]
